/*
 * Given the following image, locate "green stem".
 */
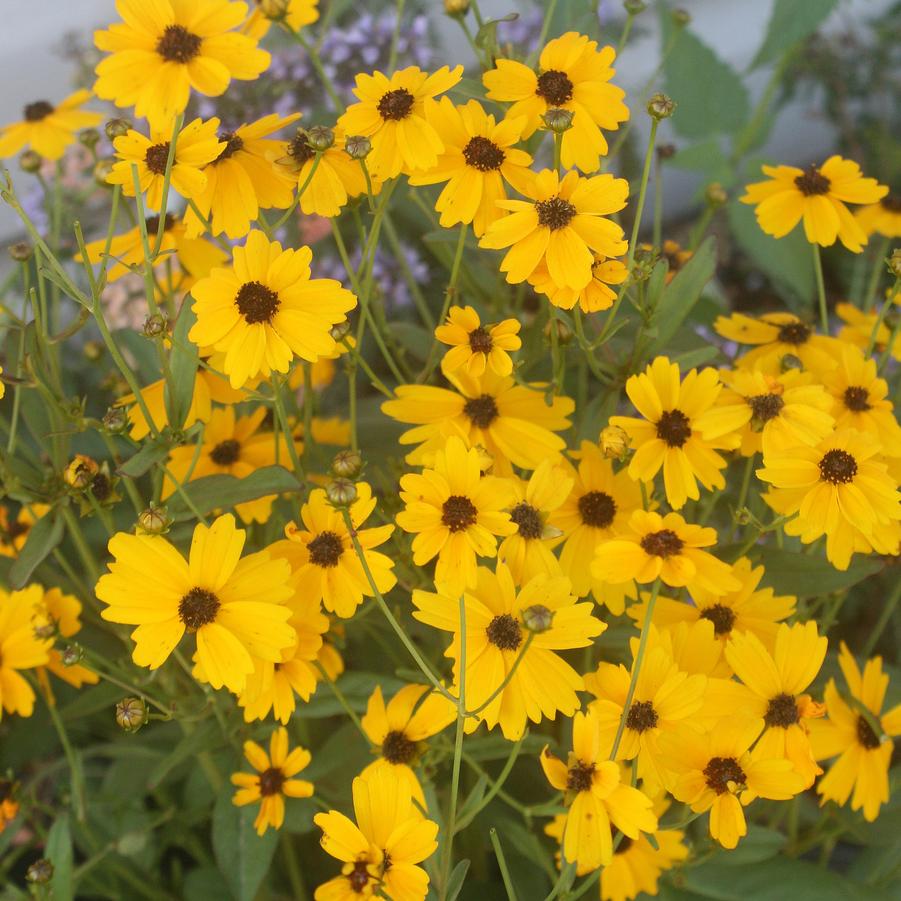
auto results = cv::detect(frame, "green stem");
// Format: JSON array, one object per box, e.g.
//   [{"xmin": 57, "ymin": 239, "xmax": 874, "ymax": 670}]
[
  {"xmin": 812, "ymin": 243, "xmax": 829, "ymax": 333},
  {"xmin": 490, "ymin": 829, "xmax": 517, "ymax": 901},
  {"xmin": 861, "ymin": 236, "xmax": 889, "ymax": 312},
  {"xmin": 466, "ymin": 633, "xmax": 534, "ymax": 717},
  {"xmin": 388, "ymin": 0, "xmax": 406, "ymax": 72},
  {"xmin": 293, "ymin": 31, "xmax": 343, "ymax": 110},
  {"xmin": 454, "ymin": 732, "xmax": 525, "ymax": 832},
  {"xmin": 314, "ymin": 662, "xmax": 369, "ymax": 739},
  {"xmin": 60, "ymin": 505, "xmax": 101, "ymax": 588},
  {"xmin": 271, "ymin": 376, "xmax": 305, "ymax": 478},
  {"xmin": 42, "ymin": 683, "xmax": 87, "ymax": 821},
  {"xmin": 861, "ymin": 578, "xmax": 901, "ymax": 658}
]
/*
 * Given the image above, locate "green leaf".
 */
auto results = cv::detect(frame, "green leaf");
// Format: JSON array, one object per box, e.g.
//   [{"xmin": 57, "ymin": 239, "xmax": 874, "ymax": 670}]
[
  {"xmin": 147, "ymin": 720, "xmax": 220, "ymax": 789},
  {"xmin": 45, "ymin": 815, "xmax": 74, "ymax": 901},
  {"xmin": 117, "ymin": 437, "xmax": 170, "ymax": 478},
  {"xmin": 446, "ymin": 859, "xmax": 471, "ymax": 901},
  {"xmin": 475, "ymin": 13, "xmax": 518, "ymax": 50},
  {"xmin": 752, "ymin": 0, "xmax": 839, "ymax": 68},
  {"xmin": 705, "ymin": 826, "xmax": 785, "ymax": 865},
  {"xmin": 669, "ymin": 141, "xmax": 734, "ymax": 186},
  {"xmin": 752, "ymin": 547, "xmax": 884, "ymax": 598},
  {"xmin": 212, "ymin": 788, "xmax": 279, "ymax": 901},
  {"xmin": 164, "ymin": 302, "xmax": 199, "ymax": 431},
  {"xmin": 661, "ymin": 14, "xmax": 750, "ymax": 138},
  {"xmin": 166, "ymin": 465, "xmax": 303, "ymax": 521},
  {"xmin": 9, "ymin": 509, "xmax": 64, "ymax": 588}
]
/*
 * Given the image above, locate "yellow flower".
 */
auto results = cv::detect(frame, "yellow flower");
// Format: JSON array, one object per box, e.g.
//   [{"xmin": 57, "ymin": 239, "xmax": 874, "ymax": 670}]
[
  {"xmin": 529, "ymin": 254, "xmax": 628, "ymax": 313},
  {"xmin": 94, "ymin": 0, "xmax": 270, "ymax": 130},
  {"xmin": 0, "ymin": 585, "xmax": 52, "ymax": 717},
  {"xmin": 855, "ymin": 191, "xmax": 901, "ymax": 238},
  {"xmin": 360, "ymin": 684, "xmax": 456, "ymax": 806},
  {"xmin": 382, "ymin": 368, "xmax": 574, "ymax": 475},
  {"xmin": 480, "ymin": 168, "xmax": 628, "ymax": 292},
  {"xmin": 413, "ymin": 563, "xmax": 604, "ymax": 740},
  {"xmin": 434, "ymin": 305, "xmax": 521, "ymax": 378},
  {"xmin": 188, "ymin": 230, "xmax": 357, "ymax": 388},
  {"xmin": 835, "ymin": 303, "xmax": 901, "ymax": 363},
  {"xmin": 408, "ymin": 98, "xmax": 534, "ymax": 236},
  {"xmin": 0, "ymin": 504, "xmax": 50, "ymax": 558},
  {"xmin": 0, "ymin": 779, "xmax": 19, "ymax": 834},
  {"xmin": 338, "ymin": 65, "xmax": 463, "ymax": 180},
  {"xmin": 0, "ymin": 91, "xmax": 101, "ymax": 160},
  {"xmin": 741, "ymin": 156, "xmax": 887, "ymax": 252},
  {"xmin": 31, "ymin": 586, "xmax": 99, "ymax": 692},
  {"xmin": 184, "ymin": 112, "xmax": 300, "ymax": 239},
  {"xmin": 243, "ymin": 0, "xmax": 319, "ymax": 38},
  {"xmin": 593, "ymin": 510, "xmax": 740, "ymax": 597},
  {"xmin": 314, "ymin": 768, "xmax": 439, "ymax": 901},
  {"xmin": 96, "ymin": 514, "xmax": 296, "ymax": 693},
  {"xmin": 483, "ymin": 31, "xmax": 629, "ymax": 173},
  {"xmin": 610, "ymin": 357, "xmax": 745, "ymax": 509},
  {"xmin": 397, "ymin": 437, "xmax": 515, "ymax": 591},
  {"xmin": 107, "ymin": 117, "xmax": 225, "ymax": 211},
  {"xmin": 757, "ymin": 428, "xmax": 901, "ymax": 570},
  {"xmin": 231, "ymin": 727, "xmax": 313, "ymax": 835},
  {"xmin": 809, "ymin": 642, "xmax": 901, "ymax": 821},
  {"xmin": 647, "ymin": 239, "xmax": 693, "ymax": 284},
  {"xmin": 540, "ymin": 706, "xmax": 657, "ymax": 871}
]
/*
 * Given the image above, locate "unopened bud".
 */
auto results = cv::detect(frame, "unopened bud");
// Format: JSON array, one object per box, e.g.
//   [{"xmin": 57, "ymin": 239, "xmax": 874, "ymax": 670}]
[
  {"xmin": 733, "ymin": 506, "xmax": 752, "ymax": 526},
  {"xmin": 332, "ymin": 449, "xmax": 363, "ymax": 479},
  {"xmin": 83, "ymin": 339, "xmax": 104, "ymax": 362},
  {"xmin": 8, "ymin": 241, "xmax": 32, "ymax": 262},
  {"xmin": 330, "ymin": 319, "xmax": 352, "ymax": 342},
  {"xmin": 63, "ymin": 455, "xmax": 98, "ymax": 490},
  {"xmin": 889, "ymin": 249, "xmax": 901, "ymax": 280},
  {"xmin": 647, "ymin": 93, "xmax": 676, "ymax": 120},
  {"xmin": 542, "ymin": 108, "xmax": 574, "ymax": 133},
  {"xmin": 522, "ymin": 604, "xmax": 554, "ymax": 633},
  {"xmin": 656, "ymin": 143, "xmax": 676, "ymax": 160},
  {"xmin": 444, "ymin": 0, "xmax": 471, "ymax": 15},
  {"xmin": 102, "ymin": 405, "xmax": 128, "ymax": 434},
  {"xmin": 26, "ymin": 859, "xmax": 53, "ymax": 885},
  {"xmin": 344, "ymin": 135, "xmax": 372, "ymax": 160},
  {"xmin": 326, "ymin": 478, "xmax": 357, "ymax": 507},
  {"xmin": 543, "ymin": 318, "xmax": 573, "ymax": 345},
  {"xmin": 61, "ymin": 644, "xmax": 84, "ymax": 667},
  {"xmin": 19, "ymin": 150, "xmax": 42, "ymax": 173},
  {"xmin": 780, "ymin": 353, "xmax": 803, "ymax": 372},
  {"xmin": 94, "ymin": 158, "xmax": 115, "ymax": 185},
  {"xmin": 307, "ymin": 125, "xmax": 335, "ymax": 152},
  {"xmin": 138, "ymin": 504, "xmax": 172, "ymax": 535},
  {"xmin": 258, "ymin": 0, "xmax": 290, "ymax": 18},
  {"xmin": 105, "ymin": 118, "xmax": 132, "ymax": 140},
  {"xmin": 705, "ymin": 182, "xmax": 728, "ymax": 206},
  {"xmin": 142, "ymin": 314, "xmax": 168, "ymax": 339},
  {"xmin": 79, "ymin": 128, "xmax": 101, "ymax": 149},
  {"xmin": 115, "ymin": 697, "xmax": 148, "ymax": 733},
  {"xmin": 600, "ymin": 424, "xmax": 630, "ymax": 460},
  {"xmin": 672, "ymin": 8, "xmax": 691, "ymax": 26},
  {"xmin": 623, "ymin": 0, "xmax": 647, "ymax": 13}
]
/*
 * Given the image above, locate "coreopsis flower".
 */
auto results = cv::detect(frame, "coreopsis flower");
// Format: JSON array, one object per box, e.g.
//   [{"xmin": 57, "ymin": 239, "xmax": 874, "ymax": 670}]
[
  {"xmin": 434, "ymin": 305, "xmax": 522, "ymax": 377},
  {"xmin": 483, "ymin": 31, "xmax": 629, "ymax": 173},
  {"xmin": 31, "ymin": 587, "xmax": 98, "ymax": 692},
  {"xmin": 107, "ymin": 118, "xmax": 225, "ymax": 211},
  {"xmin": 396, "ymin": 437, "xmax": 515, "ymax": 591},
  {"xmin": 314, "ymin": 768, "xmax": 439, "ymax": 901},
  {"xmin": 96, "ymin": 514, "xmax": 296, "ymax": 693},
  {"xmin": 188, "ymin": 230, "xmax": 357, "ymax": 388},
  {"xmin": 593, "ymin": 510, "xmax": 740, "ymax": 597},
  {"xmin": 653, "ymin": 239, "xmax": 693, "ymax": 284},
  {"xmin": 337, "ymin": 65, "xmax": 464, "ymax": 180},
  {"xmin": 243, "ymin": 0, "xmax": 319, "ymax": 38},
  {"xmin": 414, "ymin": 564, "xmax": 604, "ymax": 740},
  {"xmin": 548, "ymin": 440, "xmax": 643, "ymax": 613},
  {"xmin": 724, "ymin": 622, "xmax": 826, "ymax": 787},
  {"xmin": 855, "ymin": 191, "xmax": 901, "ymax": 238},
  {"xmin": 498, "ymin": 459, "xmax": 572, "ymax": 585},
  {"xmin": 94, "ymin": 0, "xmax": 271, "ymax": 129},
  {"xmin": 360, "ymin": 684, "xmax": 456, "ymax": 805},
  {"xmin": 382, "ymin": 368, "xmax": 574, "ymax": 475},
  {"xmin": 0, "ymin": 504, "xmax": 50, "ymax": 558},
  {"xmin": 530, "ymin": 254, "xmax": 628, "ymax": 312},
  {"xmin": 0, "ymin": 586, "xmax": 52, "ymax": 717},
  {"xmin": 610, "ymin": 357, "xmax": 745, "ymax": 510},
  {"xmin": 0, "ymin": 91, "xmax": 102, "ymax": 160},
  {"xmin": 0, "ymin": 779, "xmax": 19, "ymax": 834},
  {"xmin": 741, "ymin": 157, "xmax": 887, "ymax": 252},
  {"xmin": 231, "ymin": 727, "xmax": 313, "ymax": 835},
  {"xmin": 809, "ymin": 642, "xmax": 901, "ymax": 821},
  {"xmin": 835, "ymin": 303, "xmax": 901, "ymax": 363},
  {"xmin": 540, "ymin": 706, "xmax": 657, "ymax": 871},
  {"xmin": 183, "ymin": 112, "xmax": 300, "ymax": 239},
  {"xmin": 662, "ymin": 717, "xmax": 805, "ymax": 849},
  {"xmin": 408, "ymin": 98, "xmax": 534, "ymax": 236},
  {"xmin": 757, "ymin": 429, "xmax": 901, "ymax": 570},
  {"xmin": 480, "ymin": 169, "xmax": 628, "ymax": 292},
  {"xmin": 164, "ymin": 406, "xmax": 301, "ymax": 523},
  {"xmin": 717, "ymin": 365, "xmax": 834, "ymax": 457}
]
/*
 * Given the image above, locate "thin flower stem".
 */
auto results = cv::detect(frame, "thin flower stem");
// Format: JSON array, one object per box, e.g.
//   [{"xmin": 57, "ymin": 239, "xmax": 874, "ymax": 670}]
[
  {"xmin": 535, "ymin": 0, "xmax": 560, "ymax": 56},
  {"xmin": 730, "ymin": 454, "xmax": 756, "ymax": 539},
  {"xmin": 40, "ymin": 680, "xmax": 87, "ymax": 821},
  {"xmin": 293, "ymin": 31, "xmax": 343, "ymax": 110},
  {"xmin": 151, "ymin": 114, "xmax": 184, "ymax": 257},
  {"xmin": 617, "ymin": 8, "xmax": 637, "ymax": 55},
  {"xmin": 340, "ymin": 336, "xmax": 394, "ymax": 398},
  {"xmin": 812, "ymin": 243, "xmax": 829, "ymax": 333},
  {"xmin": 861, "ymin": 578, "xmax": 901, "ymax": 658},
  {"xmin": 454, "ymin": 731, "xmax": 526, "ymax": 833},
  {"xmin": 490, "ymin": 829, "xmax": 518, "ymax": 901},
  {"xmin": 861, "ymin": 237, "xmax": 890, "ymax": 312},
  {"xmin": 388, "ymin": 0, "xmax": 406, "ymax": 72},
  {"xmin": 270, "ymin": 375, "xmax": 306, "ymax": 478},
  {"xmin": 877, "ymin": 276, "xmax": 901, "ymax": 370},
  {"xmin": 61, "ymin": 505, "xmax": 101, "ymax": 589},
  {"xmin": 79, "ymin": 648, "xmax": 173, "ymax": 718},
  {"xmin": 553, "ymin": 131, "xmax": 563, "ymax": 175},
  {"xmin": 420, "ymin": 224, "xmax": 467, "ymax": 381},
  {"xmin": 314, "ymin": 662, "xmax": 369, "ymax": 739},
  {"xmin": 466, "ymin": 632, "xmax": 534, "ymax": 717},
  {"xmin": 271, "ymin": 153, "xmax": 322, "ymax": 230}
]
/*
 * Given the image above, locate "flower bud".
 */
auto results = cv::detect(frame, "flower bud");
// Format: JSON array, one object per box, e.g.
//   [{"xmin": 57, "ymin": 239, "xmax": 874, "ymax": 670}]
[
  {"xmin": 8, "ymin": 241, "xmax": 32, "ymax": 263},
  {"xmin": 307, "ymin": 125, "xmax": 335, "ymax": 152},
  {"xmin": 61, "ymin": 644, "xmax": 84, "ymax": 667},
  {"xmin": 19, "ymin": 150, "xmax": 42, "ymax": 173},
  {"xmin": 647, "ymin": 93, "xmax": 676, "ymax": 120},
  {"xmin": 330, "ymin": 319, "xmax": 352, "ymax": 342},
  {"xmin": 656, "ymin": 143, "xmax": 676, "ymax": 161},
  {"xmin": 779, "ymin": 353, "xmax": 803, "ymax": 372},
  {"xmin": 26, "ymin": 859, "xmax": 53, "ymax": 885},
  {"xmin": 705, "ymin": 182, "xmax": 728, "ymax": 206},
  {"xmin": 889, "ymin": 249, "xmax": 901, "ymax": 280},
  {"xmin": 542, "ymin": 107, "xmax": 574, "ymax": 133},
  {"xmin": 63, "ymin": 455, "xmax": 98, "ymax": 490},
  {"xmin": 672, "ymin": 8, "xmax": 691, "ymax": 26},
  {"xmin": 138, "ymin": 504, "xmax": 172, "ymax": 535},
  {"xmin": 326, "ymin": 478, "xmax": 358, "ymax": 508},
  {"xmin": 444, "ymin": 0, "xmax": 471, "ymax": 15},
  {"xmin": 258, "ymin": 0, "xmax": 290, "ymax": 18},
  {"xmin": 522, "ymin": 604, "xmax": 554, "ymax": 633},
  {"xmin": 142, "ymin": 313, "xmax": 168, "ymax": 339},
  {"xmin": 332, "ymin": 449, "xmax": 363, "ymax": 479},
  {"xmin": 543, "ymin": 318, "xmax": 573, "ymax": 346},
  {"xmin": 600, "ymin": 424, "xmax": 630, "ymax": 460},
  {"xmin": 83, "ymin": 339, "xmax": 104, "ymax": 362},
  {"xmin": 115, "ymin": 697, "xmax": 148, "ymax": 733},
  {"xmin": 102, "ymin": 405, "xmax": 128, "ymax": 434},
  {"xmin": 79, "ymin": 128, "xmax": 101, "ymax": 149},
  {"xmin": 94, "ymin": 158, "xmax": 115, "ymax": 185},
  {"xmin": 344, "ymin": 135, "xmax": 372, "ymax": 160},
  {"xmin": 105, "ymin": 118, "xmax": 132, "ymax": 140},
  {"xmin": 733, "ymin": 506, "xmax": 752, "ymax": 526},
  {"xmin": 623, "ymin": 0, "xmax": 647, "ymax": 13}
]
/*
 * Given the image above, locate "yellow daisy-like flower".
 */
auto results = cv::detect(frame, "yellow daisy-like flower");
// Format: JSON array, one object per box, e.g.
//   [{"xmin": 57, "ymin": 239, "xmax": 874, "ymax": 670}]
[
  {"xmin": 594, "ymin": 510, "xmax": 740, "ymax": 597},
  {"xmin": 480, "ymin": 168, "xmax": 628, "ymax": 292},
  {"xmin": 0, "ymin": 504, "xmax": 50, "ymax": 558},
  {"xmin": 741, "ymin": 156, "xmax": 887, "ymax": 252},
  {"xmin": 413, "ymin": 563, "xmax": 604, "ymax": 740},
  {"xmin": 610, "ymin": 357, "xmax": 746, "ymax": 510},
  {"xmin": 434, "ymin": 305, "xmax": 522, "ymax": 378},
  {"xmin": 183, "ymin": 112, "xmax": 300, "ymax": 239},
  {"xmin": 397, "ymin": 437, "xmax": 515, "ymax": 591},
  {"xmin": 314, "ymin": 768, "xmax": 439, "ymax": 901},
  {"xmin": 95, "ymin": 514, "xmax": 296, "ymax": 692},
  {"xmin": 835, "ymin": 303, "xmax": 901, "ymax": 363},
  {"xmin": 360, "ymin": 684, "xmax": 456, "ymax": 806},
  {"xmin": 540, "ymin": 706, "xmax": 657, "ymax": 871},
  {"xmin": 483, "ymin": 31, "xmax": 629, "ymax": 173},
  {"xmin": 94, "ymin": 0, "xmax": 270, "ymax": 130},
  {"xmin": 231, "ymin": 727, "xmax": 313, "ymax": 835},
  {"xmin": 107, "ymin": 117, "xmax": 225, "ymax": 211},
  {"xmin": 808, "ymin": 642, "xmax": 901, "ymax": 822},
  {"xmin": 0, "ymin": 91, "xmax": 101, "ymax": 161},
  {"xmin": 188, "ymin": 230, "xmax": 357, "ymax": 388},
  {"xmin": 382, "ymin": 368, "xmax": 574, "ymax": 475},
  {"xmin": 243, "ymin": 0, "xmax": 318, "ymax": 38},
  {"xmin": 31, "ymin": 586, "xmax": 99, "ymax": 692},
  {"xmin": 757, "ymin": 428, "xmax": 901, "ymax": 570},
  {"xmin": 0, "ymin": 586, "xmax": 52, "ymax": 717},
  {"xmin": 855, "ymin": 191, "xmax": 901, "ymax": 238},
  {"xmin": 338, "ymin": 65, "xmax": 463, "ymax": 180},
  {"xmin": 408, "ymin": 98, "xmax": 534, "ymax": 236},
  {"xmin": 529, "ymin": 254, "xmax": 628, "ymax": 313},
  {"xmin": 0, "ymin": 779, "xmax": 18, "ymax": 834}
]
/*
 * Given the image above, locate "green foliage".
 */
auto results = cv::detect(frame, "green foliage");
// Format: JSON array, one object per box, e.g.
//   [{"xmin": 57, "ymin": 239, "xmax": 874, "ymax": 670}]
[{"xmin": 752, "ymin": 0, "xmax": 840, "ymax": 68}]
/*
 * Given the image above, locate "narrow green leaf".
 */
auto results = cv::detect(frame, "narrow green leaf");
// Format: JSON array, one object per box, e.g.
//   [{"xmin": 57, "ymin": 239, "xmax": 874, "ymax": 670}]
[
  {"xmin": 753, "ymin": 547, "xmax": 884, "ymax": 598},
  {"xmin": 147, "ymin": 720, "xmax": 220, "ymax": 789},
  {"xmin": 446, "ymin": 859, "xmax": 471, "ymax": 901},
  {"xmin": 474, "ymin": 13, "xmax": 518, "ymax": 50},
  {"xmin": 9, "ymin": 510, "xmax": 64, "ymax": 588},
  {"xmin": 752, "ymin": 0, "xmax": 839, "ymax": 68},
  {"xmin": 46, "ymin": 815, "xmax": 74, "ymax": 901},
  {"xmin": 117, "ymin": 437, "xmax": 170, "ymax": 478},
  {"xmin": 164, "ymin": 301, "xmax": 199, "ymax": 430}
]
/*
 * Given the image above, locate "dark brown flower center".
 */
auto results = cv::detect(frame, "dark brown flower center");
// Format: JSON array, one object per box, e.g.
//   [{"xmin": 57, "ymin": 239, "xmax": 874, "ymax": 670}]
[
  {"xmin": 703, "ymin": 756, "xmax": 746, "ymax": 794},
  {"xmin": 881, "ymin": 194, "xmax": 901, "ymax": 212},
  {"xmin": 764, "ymin": 692, "xmax": 799, "ymax": 728},
  {"xmin": 144, "ymin": 142, "xmax": 172, "ymax": 175},
  {"xmin": 210, "ymin": 439, "xmax": 241, "ymax": 466},
  {"xmin": 700, "ymin": 603, "xmax": 736, "ymax": 637},
  {"xmin": 794, "ymin": 164, "xmax": 831, "ymax": 196},
  {"xmin": 178, "ymin": 587, "xmax": 221, "ymax": 630},
  {"xmin": 536, "ymin": 196, "xmax": 577, "ymax": 230},
  {"xmin": 91, "ymin": 473, "xmax": 111, "ymax": 501},
  {"xmin": 467, "ymin": 326, "xmax": 494, "ymax": 354},
  {"xmin": 640, "ymin": 528, "xmax": 684, "ymax": 558},
  {"xmin": 856, "ymin": 714, "xmax": 881, "ymax": 750},
  {"xmin": 349, "ymin": 860, "xmax": 371, "ymax": 892},
  {"xmin": 566, "ymin": 760, "xmax": 595, "ymax": 792},
  {"xmin": 462, "ymin": 136, "xmax": 506, "ymax": 172},
  {"xmin": 288, "ymin": 132, "xmax": 315, "ymax": 165},
  {"xmin": 777, "ymin": 321, "xmax": 811, "ymax": 345},
  {"xmin": 441, "ymin": 495, "xmax": 478, "ymax": 532},
  {"xmin": 377, "ymin": 88, "xmax": 415, "ymax": 121},
  {"xmin": 235, "ymin": 281, "xmax": 280, "ymax": 324},
  {"xmin": 215, "ymin": 131, "xmax": 244, "ymax": 162},
  {"xmin": 381, "ymin": 730, "xmax": 417, "ymax": 765},
  {"xmin": 748, "ymin": 393, "xmax": 785, "ymax": 424},
  {"xmin": 818, "ymin": 449, "xmax": 857, "ymax": 484},
  {"xmin": 258, "ymin": 766, "xmax": 285, "ymax": 796},
  {"xmin": 626, "ymin": 700, "xmax": 659, "ymax": 733},
  {"xmin": 307, "ymin": 531, "xmax": 344, "ymax": 567},
  {"xmin": 486, "ymin": 613, "xmax": 523, "ymax": 651},
  {"xmin": 156, "ymin": 24, "xmax": 203, "ymax": 64},
  {"xmin": 536, "ymin": 70, "xmax": 574, "ymax": 106},
  {"xmin": 578, "ymin": 490, "xmax": 616, "ymax": 529},
  {"xmin": 656, "ymin": 409, "xmax": 692, "ymax": 447},
  {"xmin": 510, "ymin": 502, "xmax": 543, "ymax": 539},
  {"xmin": 2, "ymin": 520, "xmax": 29, "ymax": 545},
  {"xmin": 843, "ymin": 386, "xmax": 871, "ymax": 412},
  {"xmin": 145, "ymin": 213, "xmax": 175, "ymax": 235},
  {"xmin": 463, "ymin": 394, "xmax": 499, "ymax": 428},
  {"xmin": 23, "ymin": 100, "xmax": 54, "ymax": 122}
]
